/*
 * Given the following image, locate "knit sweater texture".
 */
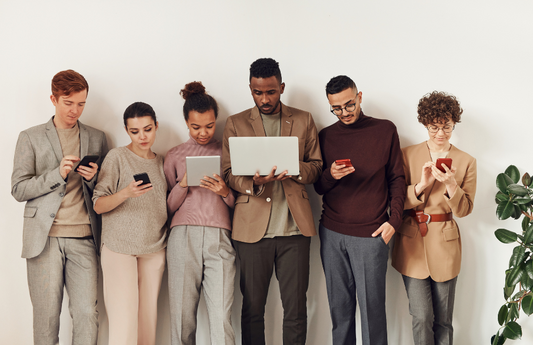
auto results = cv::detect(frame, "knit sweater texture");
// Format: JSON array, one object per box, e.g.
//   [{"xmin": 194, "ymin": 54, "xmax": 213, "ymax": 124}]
[
  {"xmin": 314, "ymin": 112, "xmax": 406, "ymax": 237},
  {"xmin": 164, "ymin": 135, "xmax": 235, "ymax": 231},
  {"xmin": 93, "ymin": 146, "xmax": 168, "ymax": 255},
  {"xmin": 50, "ymin": 123, "xmax": 91, "ymax": 237}
]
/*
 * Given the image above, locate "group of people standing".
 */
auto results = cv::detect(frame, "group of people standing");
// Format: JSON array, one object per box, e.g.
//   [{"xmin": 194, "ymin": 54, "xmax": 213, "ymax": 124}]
[{"xmin": 11, "ymin": 57, "xmax": 476, "ymax": 345}]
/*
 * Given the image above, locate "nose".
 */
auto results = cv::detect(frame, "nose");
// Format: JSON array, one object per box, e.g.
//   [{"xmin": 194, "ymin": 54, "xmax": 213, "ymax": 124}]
[{"xmin": 261, "ymin": 94, "xmax": 269, "ymax": 104}]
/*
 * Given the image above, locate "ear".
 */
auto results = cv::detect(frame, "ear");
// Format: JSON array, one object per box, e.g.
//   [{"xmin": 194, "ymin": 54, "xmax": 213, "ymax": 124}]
[
  {"xmin": 280, "ymin": 82, "xmax": 285, "ymax": 95},
  {"xmin": 358, "ymin": 91, "xmax": 363, "ymax": 105},
  {"xmin": 50, "ymin": 94, "xmax": 58, "ymax": 106},
  {"xmin": 155, "ymin": 121, "xmax": 159, "ymax": 130},
  {"xmin": 249, "ymin": 84, "xmax": 253, "ymax": 94}
]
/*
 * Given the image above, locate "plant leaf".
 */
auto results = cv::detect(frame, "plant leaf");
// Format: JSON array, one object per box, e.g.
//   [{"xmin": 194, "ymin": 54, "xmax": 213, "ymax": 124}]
[
  {"xmin": 497, "ymin": 173, "xmax": 515, "ymax": 194},
  {"xmin": 505, "ymin": 165, "xmax": 520, "ymax": 184},
  {"xmin": 522, "ymin": 216, "xmax": 531, "ymax": 232},
  {"xmin": 526, "ymin": 259, "xmax": 533, "ymax": 280},
  {"xmin": 497, "ymin": 200, "xmax": 515, "ymax": 220},
  {"xmin": 496, "ymin": 191, "xmax": 508, "ymax": 204},
  {"xmin": 498, "ymin": 304, "xmax": 508, "ymax": 325},
  {"xmin": 502, "ymin": 321, "xmax": 522, "ymax": 340},
  {"xmin": 524, "ymin": 224, "xmax": 533, "ymax": 244},
  {"xmin": 512, "ymin": 205, "xmax": 522, "ymax": 219},
  {"xmin": 495, "ymin": 229, "xmax": 518, "ymax": 244},
  {"xmin": 522, "ymin": 295, "xmax": 533, "ymax": 316},
  {"xmin": 522, "ymin": 172, "xmax": 532, "ymax": 187},
  {"xmin": 521, "ymin": 272, "xmax": 533, "ymax": 291},
  {"xmin": 512, "ymin": 289, "xmax": 527, "ymax": 300},
  {"xmin": 509, "ymin": 246, "xmax": 526, "ymax": 268},
  {"xmin": 504, "ymin": 284, "xmax": 515, "ymax": 300},
  {"xmin": 514, "ymin": 197, "xmax": 531, "ymax": 205},
  {"xmin": 507, "ymin": 184, "xmax": 529, "ymax": 197},
  {"xmin": 492, "ymin": 331, "xmax": 507, "ymax": 345},
  {"xmin": 506, "ymin": 264, "xmax": 524, "ymax": 287},
  {"xmin": 509, "ymin": 302, "xmax": 520, "ymax": 320}
]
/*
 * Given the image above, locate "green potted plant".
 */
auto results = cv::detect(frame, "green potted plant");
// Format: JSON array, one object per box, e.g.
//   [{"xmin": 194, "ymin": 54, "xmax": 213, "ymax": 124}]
[{"xmin": 492, "ymin": 165, "xmax": 533, "ymax": 344}]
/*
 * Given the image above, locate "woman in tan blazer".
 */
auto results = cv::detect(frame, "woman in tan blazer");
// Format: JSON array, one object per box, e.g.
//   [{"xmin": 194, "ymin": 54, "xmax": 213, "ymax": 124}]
[{"xmin": 392, "ymin": 91, "xmax": 476, "ymax": 345}]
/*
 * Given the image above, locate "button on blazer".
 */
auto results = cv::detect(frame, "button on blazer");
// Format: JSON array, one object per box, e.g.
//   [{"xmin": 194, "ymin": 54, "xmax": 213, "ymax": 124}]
[
  {"xmin": 392, "ymin": 142, "xmax": 477, "ymax": 282},
  {"xmin": 11, "ymin": 117, "xmax": 108, "ymax": 259},
  {"xmin": 222, "ymin": 104, "xmax": 322, "ymax": 243}
]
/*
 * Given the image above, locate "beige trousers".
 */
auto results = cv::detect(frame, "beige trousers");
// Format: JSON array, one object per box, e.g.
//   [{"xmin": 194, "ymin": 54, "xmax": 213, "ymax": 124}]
[{"xmin": 101, "ymin": 244, "xmax": 166, "ymax": 345}]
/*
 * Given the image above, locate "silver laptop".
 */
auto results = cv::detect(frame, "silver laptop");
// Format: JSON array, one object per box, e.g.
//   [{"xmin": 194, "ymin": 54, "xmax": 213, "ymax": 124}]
[
  {"xmin": 228, "ymin": 136, "xmax": 299, "ymax": 176},
  {"xmin": 186, "ymin": 156, "xmax": 221, "ymax": 186}
]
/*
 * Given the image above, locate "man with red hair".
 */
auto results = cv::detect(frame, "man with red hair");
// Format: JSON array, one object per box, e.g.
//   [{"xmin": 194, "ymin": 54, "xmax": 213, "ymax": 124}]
[{"xmin": 11, "ymin": 69, "xmax": 108, "ymax": 345}]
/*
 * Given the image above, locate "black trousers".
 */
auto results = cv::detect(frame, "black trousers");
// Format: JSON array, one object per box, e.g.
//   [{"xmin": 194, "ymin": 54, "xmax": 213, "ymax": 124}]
[{"xmin": 233, "ymin": 235, "xmax": 311, "ymax": 345}]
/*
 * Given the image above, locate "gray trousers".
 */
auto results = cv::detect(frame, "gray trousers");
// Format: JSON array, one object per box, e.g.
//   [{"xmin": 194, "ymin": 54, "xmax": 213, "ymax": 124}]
[
  {"xmin": 402, "ymin": 275, "xmax": 457, "ymax": 345},
  {"xmin": 167, "ymin": 225, "xmax": 236, "ymax": 345},
  {"xmin": 26, "ymin": 237, "xmax": 99, "ymax": 345},
  {"xmin": 319, "ymin": 225, "xmax": 389, "ymax": 345}
]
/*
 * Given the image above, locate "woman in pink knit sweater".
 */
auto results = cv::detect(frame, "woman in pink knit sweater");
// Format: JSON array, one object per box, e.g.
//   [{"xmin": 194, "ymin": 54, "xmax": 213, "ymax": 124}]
[{"xmin": 164, "ymin": 82, "xmax": 236, "ymax": 345}]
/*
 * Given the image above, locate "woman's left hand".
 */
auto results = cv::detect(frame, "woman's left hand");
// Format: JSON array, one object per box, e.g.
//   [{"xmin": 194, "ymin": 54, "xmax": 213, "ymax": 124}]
[
  {"xmin": 200, "ymin": 174, "xmax": 230, "ymax": 197},
  {"xmin": 431, "ymin": 164, "xmax": 458, "ymax": 197}
]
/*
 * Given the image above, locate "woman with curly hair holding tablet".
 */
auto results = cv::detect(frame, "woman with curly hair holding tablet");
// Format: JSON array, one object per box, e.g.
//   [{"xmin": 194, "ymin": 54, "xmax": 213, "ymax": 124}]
[
  {"xmin": 164, "ymin": 81, "xmax": 235, "ymax": 345},
  {"xmin": 392, "ymin": 91, "xmax": 477, "ymax": 345}
]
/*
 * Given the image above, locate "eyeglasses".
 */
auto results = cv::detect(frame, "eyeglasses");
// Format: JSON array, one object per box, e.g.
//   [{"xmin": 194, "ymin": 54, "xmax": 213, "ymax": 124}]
[
  {"xmin": 426, "ymin": 125, "xmax": 455, "ymax": 133},
  {"xmin": 330, "ymin": 99, "xmax": 357, "ymax": 116}
]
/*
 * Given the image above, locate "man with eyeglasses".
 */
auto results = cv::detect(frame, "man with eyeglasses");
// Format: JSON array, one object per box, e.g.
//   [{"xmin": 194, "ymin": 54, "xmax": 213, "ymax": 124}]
[{"xmin": 314, "ymin": 75, "xmax": 405, "ymax": 345}]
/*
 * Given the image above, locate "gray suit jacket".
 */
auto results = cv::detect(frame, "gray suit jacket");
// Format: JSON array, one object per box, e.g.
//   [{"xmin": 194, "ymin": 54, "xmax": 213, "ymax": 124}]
[{"xmin": 11, "ymin": 117, "xmax": 108, "ymax": 259}]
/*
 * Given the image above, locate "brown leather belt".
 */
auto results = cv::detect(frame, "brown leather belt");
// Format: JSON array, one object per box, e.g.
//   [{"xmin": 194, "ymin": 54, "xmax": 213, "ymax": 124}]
[{"xmin": 409, "ymin": 210, "xmax": 453, "ymax": 237}]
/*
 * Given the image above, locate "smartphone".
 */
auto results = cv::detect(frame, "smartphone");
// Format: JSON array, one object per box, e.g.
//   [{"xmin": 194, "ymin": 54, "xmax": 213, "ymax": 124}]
[
  {"xmin": 133, "ymin": 173, "xmax": 151, "ymax": 186},
  {"xmin": 335, "ymin": 159, "xmax": 353, "ymax": 168},
  {"xmin": 436, "ymin": 158, "xmax": 452, "ymax": 172},
  {"xmin": 75, "ymin": 155, "xmax": 100, "ymax": 172}
]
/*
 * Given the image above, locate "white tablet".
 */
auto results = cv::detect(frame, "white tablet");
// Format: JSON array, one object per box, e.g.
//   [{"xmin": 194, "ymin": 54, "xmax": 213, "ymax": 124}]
[
  {"xmin": 229, "ymin": 136, "xmax": 299, "ymax": 176},
  {"xmin": 186, "ymin": 156, "xmax": 221, "ymax": 187}
]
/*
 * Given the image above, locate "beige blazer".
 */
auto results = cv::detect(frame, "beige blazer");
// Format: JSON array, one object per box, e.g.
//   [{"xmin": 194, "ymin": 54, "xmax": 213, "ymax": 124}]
[
  {"xmin": 11, "ymin": 118, "xmax": 108, "ymax": 259},
  {"xmin": 222, "ymin": 104, "xmax": 322, "ymax": 243},
  {"xmin": 391, "ymin": 142, "xmax": 476, "ymax": 282}
]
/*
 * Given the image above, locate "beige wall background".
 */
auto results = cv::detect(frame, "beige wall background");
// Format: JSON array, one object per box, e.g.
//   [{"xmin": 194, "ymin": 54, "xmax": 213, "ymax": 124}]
[{"xmin": 1, "ymin": 0, "xmax": 532, "ymax": 344}]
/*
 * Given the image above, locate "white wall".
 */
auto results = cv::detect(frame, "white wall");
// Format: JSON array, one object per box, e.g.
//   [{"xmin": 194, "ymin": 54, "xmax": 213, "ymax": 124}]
[{"xmin": 1, "ymin": 0, "xmax": 532, "ymax": 344}]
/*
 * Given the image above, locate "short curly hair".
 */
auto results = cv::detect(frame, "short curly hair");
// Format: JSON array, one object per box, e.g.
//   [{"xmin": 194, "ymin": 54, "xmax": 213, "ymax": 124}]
[
  {"xmin": 249, "ymin": 58, "xmax": 282, "ymax": 84},
  {"xmin": 417, "ymin": 91, "xmax": 462, "ymax": 126}
]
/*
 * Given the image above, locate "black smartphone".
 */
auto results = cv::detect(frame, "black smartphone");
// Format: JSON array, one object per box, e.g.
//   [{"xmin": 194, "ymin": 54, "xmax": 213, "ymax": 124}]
[
  {"xmin": 134, "ymin": 173, "xmax": 151, "ymax": 186},
  {"xmin": 75, "ymin": 155, "xmax": 100, "ymax": 172}
]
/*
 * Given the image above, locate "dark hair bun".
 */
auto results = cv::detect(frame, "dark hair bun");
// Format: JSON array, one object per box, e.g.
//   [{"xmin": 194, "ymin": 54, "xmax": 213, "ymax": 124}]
[{"xmin": 180, "ymin": 81, "xmax": 206, "ymax": 100}]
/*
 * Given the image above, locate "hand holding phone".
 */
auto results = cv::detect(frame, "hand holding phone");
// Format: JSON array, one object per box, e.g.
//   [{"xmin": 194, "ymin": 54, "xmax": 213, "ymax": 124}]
[
  {"xmin": 134, "ymin": 173, "xmax": 151, "ymax": 186},
  {"xmin": 335, "ymin": 159, "xmax": 353, "ymax": 168},
  {"xmin": 75, "ymin": 155, "xmax": 100, "ymax": 172},
  {"xmin": 332, "ymin": 159, "xmax": 355, "ymax": 180},
  {"xmin": 436, "ymin": 158, "xmax": 452, "ymax": 172}
]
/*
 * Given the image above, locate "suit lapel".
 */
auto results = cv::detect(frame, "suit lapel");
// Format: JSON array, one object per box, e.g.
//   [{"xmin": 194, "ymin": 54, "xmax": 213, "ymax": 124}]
[
  {"xmin": 280, "ymin": 104, "xmax": 293, "ymax": 137},
  {"xmin": 250, "ymin": 107, "xmax": 266, "ymax": 137},
  {"xmin": 45, "ymin": 117, "xmax": 64, "ymax": 163},
  {"xmin": 79, "ymin": 121, "xmax": 89, "ymax": 157}
]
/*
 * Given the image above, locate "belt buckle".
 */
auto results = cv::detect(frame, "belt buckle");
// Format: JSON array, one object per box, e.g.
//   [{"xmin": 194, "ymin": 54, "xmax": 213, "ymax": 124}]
[{"xmin": 424, "ymin": 212, "xmax": 431, "ymax": 225}]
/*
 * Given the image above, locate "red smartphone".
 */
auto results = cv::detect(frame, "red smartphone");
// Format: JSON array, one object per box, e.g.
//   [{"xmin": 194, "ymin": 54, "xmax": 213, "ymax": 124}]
[
  {"xmin": 335, "ymin": 159, "xmax": 353, "ymax": 168},
  {"xmin": 436, "ymin": 158, "xmax": 452, "ymax": 172}
]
